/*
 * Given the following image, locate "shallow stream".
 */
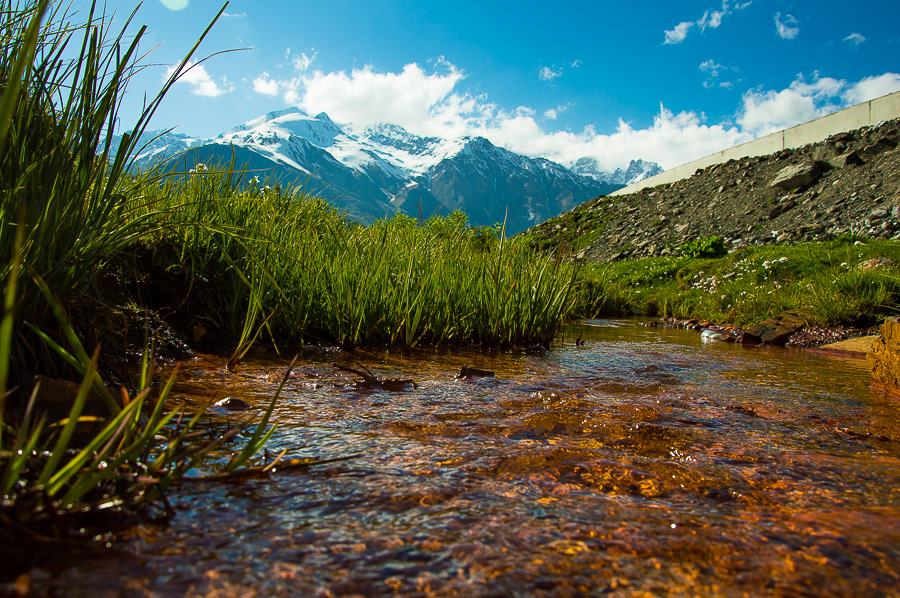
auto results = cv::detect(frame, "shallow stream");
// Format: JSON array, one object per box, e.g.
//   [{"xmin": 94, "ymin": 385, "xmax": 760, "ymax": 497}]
[{"xmin": 34, "ymin": 320, "xmax": 900, "ymax": 596}]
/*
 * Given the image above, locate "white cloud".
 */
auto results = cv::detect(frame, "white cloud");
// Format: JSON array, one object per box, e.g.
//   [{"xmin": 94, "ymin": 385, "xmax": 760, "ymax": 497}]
[
  {"xmin": 252, "ymin": 72, "xmax": 280, "ymax": 96},
  {"xmin": 774, "ymin": 13, "xmax": 799, "ymax": 39},
  {"xmin": 737, "ymin": 72, "xmax": 900, "ymax": 137},
  {"xmin": 570, "ymin": 60, "xmax": 582, "ymax": 68},
  {"xmin": 289, "ymin": 50, "xmax": 317, "ymax": 73},
  {"xmin": 250, "ymin": 55, "xmax": 900, "ymax": 171},
  {"xmin": 699, "ymin": 59, "xmax": 724, "ymax": 77},
  {"xmin": 222, "ymin": 12, "xmax": 246, "ymax": 18},
  {"xmin": 664, "ymin": 1, "xmax": 749, "ymax": 44},
  {"xmin": 539, "ymin": 65, "xmax": 563, "ymax": 82},
  {"xmin": 843, "ymin": 33, "xmax": 866, "ymax": 48},
  {"xmin": 843, "ymin": 73, "xmax": 900, "ymax": 104},
  {"xmin": 284, "ymin": 62, "xmax": 471, "ymax": 137},
  {"xmin": 699, "ymin": 59, "xmax": 739, "ymax": 89},
  {"xmin": 165, "ymin": 62, "xmax": 232, "ymax": 97},
  {"xmin": 698, "ymin": 9, "xmax": 724, "ymax": 31},
  {"xmin": 664, "ymin": 21, "xmax": 693, "ymax": 44}
]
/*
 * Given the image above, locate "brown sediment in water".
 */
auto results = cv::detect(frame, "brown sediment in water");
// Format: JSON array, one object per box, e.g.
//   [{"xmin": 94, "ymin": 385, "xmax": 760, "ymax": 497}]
[{"xmin": 16, "ymin": 320, "xmax": 900, "ymax": 597}]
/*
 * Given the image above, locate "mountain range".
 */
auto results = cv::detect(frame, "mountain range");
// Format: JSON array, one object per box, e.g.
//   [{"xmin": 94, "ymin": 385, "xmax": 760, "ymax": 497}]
[{"xmin": 122, "ymin": 108, "xmax": 662, "ymax": 234}]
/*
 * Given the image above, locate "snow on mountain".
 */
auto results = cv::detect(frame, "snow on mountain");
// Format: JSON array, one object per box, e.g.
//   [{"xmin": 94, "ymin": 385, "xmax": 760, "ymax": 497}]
[
  {"xmin": 570, "ymin": 157, "xmax": 664, "ymax": 186},
  {"xmin": 121, "ymin": 109, "xmax": 661, "ymax": 233}
]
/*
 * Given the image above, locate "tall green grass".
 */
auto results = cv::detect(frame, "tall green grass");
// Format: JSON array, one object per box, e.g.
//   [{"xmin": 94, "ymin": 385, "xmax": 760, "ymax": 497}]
[
  {"xmin": 123, "ymin": 170, "xmax": 576, "ymax": 350},
  {"xmin": 0, "ymin": 0, "xmax": 228, "ymax": 388},
  {"xmin": 0, "ymin": 0, "xmax": 293, "ymax": 533}
]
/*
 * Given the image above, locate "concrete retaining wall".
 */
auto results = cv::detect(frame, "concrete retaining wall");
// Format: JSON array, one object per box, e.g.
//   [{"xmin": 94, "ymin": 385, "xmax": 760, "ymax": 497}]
[{"xmin": 610, "ymin": 90, "xmax": 900, "ymax": 196}]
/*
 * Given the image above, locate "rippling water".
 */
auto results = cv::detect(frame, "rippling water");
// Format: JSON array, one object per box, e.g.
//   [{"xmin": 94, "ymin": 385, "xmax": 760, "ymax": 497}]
[{"xmin": 34, "ymin": 320, "xmax": 900, "ymax": 596}]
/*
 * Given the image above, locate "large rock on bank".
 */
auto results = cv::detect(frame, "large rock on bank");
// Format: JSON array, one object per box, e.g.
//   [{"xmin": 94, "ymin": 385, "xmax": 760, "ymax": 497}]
[
  {"xmin": 740, "ymin": 309, "xmax": 811, "ymax": 345},
  {"xmin": 868, "ymin": 317, "xmax": 900, "ymax": 393}
]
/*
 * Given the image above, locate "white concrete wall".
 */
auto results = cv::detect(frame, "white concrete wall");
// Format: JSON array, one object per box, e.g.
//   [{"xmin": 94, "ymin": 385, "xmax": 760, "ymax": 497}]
[{"xmin": 610, "ymin": 90, "xmax": 900, "ymax": 196}]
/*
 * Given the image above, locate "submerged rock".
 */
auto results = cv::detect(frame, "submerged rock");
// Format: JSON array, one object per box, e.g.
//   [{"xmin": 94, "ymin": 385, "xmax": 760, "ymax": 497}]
[{"xmin": 457, "ymin": 365, "xmax": 496, "ymax": 379}]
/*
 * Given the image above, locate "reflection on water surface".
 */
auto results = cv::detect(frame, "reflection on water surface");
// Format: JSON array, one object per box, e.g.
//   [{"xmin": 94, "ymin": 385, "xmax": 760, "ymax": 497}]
[{"xmin": 36, "ymin": 320, "xmax": 900, "ymax": 596}]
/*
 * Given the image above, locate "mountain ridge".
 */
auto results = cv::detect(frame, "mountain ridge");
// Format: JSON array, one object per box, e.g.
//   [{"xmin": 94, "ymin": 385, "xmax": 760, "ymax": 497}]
[{"xmin": 120, "ymin": 109, "xmax": 662, "ymax": 234}]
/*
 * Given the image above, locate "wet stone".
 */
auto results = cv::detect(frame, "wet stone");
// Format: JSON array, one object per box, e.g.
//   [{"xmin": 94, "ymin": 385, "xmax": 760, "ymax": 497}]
[{"xmin": 214, "ymin": 397, "xmax": 253, "ymax": 411}]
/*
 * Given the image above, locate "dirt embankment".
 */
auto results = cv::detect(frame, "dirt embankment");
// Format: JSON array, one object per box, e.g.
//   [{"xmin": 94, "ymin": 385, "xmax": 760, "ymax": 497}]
[{"xmin": 524, "ymin": 118, "xmax": 900, "ymax": 262}]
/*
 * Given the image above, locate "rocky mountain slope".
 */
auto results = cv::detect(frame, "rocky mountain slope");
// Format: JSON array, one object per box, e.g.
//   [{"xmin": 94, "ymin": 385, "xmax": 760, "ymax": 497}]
[
  {"xmin": 121, "ymin": 109, "xmax": 661, "ymax": 234},
  {"xmin": 523, "ymin": 118, "xmax": 900, "ymax": 261}
]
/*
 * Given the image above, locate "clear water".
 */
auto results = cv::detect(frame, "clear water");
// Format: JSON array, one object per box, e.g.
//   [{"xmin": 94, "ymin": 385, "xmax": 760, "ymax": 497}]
[{"xmin": 32, "ymin": 320, "xmax": 900, "ymax": 596}]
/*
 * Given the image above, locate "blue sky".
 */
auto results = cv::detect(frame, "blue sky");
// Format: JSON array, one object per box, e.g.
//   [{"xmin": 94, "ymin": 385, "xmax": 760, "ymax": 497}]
[{"xmin": 75, "ymin": 0, "xmax": 900, "ymax": 170}]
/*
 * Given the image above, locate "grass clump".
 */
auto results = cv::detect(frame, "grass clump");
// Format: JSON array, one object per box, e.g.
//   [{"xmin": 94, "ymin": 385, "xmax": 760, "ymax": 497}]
[
  {"xmin": 0, "ymin": 0, "xmax": 290, "ymax": 539},
  {"xmin": 121, "ymin": 177, "xmax": 575, "ymax": 351}
]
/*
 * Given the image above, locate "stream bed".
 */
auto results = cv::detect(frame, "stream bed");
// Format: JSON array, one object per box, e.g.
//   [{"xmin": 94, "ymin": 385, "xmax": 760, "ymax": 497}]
[{"xmin": 29, "ymin": 320, "xmax": 900, "ymax": 596}]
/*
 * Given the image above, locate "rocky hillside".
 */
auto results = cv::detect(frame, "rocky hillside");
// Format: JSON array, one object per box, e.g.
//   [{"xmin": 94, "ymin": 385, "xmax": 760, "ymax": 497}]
[{"xmin": 523, "ymin": 118, "xmax": 900, "ymax": 261}]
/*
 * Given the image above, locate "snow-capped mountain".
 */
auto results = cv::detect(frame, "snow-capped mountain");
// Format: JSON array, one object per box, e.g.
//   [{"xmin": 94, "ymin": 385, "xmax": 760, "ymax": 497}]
[
  {"xmin": 122, "ymin": 108, "xmax": 661, "ymax": 234},
  {"xmin": 569, "ymin": 157, "xmax": 664, "ymax": 186}
]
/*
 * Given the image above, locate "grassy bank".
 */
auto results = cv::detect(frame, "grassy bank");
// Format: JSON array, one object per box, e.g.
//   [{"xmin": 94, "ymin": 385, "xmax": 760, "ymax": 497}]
[
  {"xmin": 572, "ymin": 236, "xmax": 900, "ymax": 327},
  {"xmin": 118, "ymin": 174, "xmax": 575, "ymax": 352}
]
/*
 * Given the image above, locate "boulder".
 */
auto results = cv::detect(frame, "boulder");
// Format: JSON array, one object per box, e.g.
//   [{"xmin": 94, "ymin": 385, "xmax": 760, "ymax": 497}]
[
  {"xmin": 835, "ymin": 150, "xmax": 863, "ymax": 167},
  {"xmin": 868, "ymin": 317, "xmax": 900, "ymax": 393},
  {"xmin": 769, "ymin": 162, "xmax": 822, "ymax": 191},
  {"xmin": 741, "ymin": 309, "xmax": 811, "ymax": 346}
]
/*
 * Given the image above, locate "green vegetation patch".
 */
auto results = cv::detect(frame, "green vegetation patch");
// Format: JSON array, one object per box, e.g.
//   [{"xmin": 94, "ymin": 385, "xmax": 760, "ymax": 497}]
[{"xmin": 570, "ymin": 236, "xmax": 900, "ymax": 326}]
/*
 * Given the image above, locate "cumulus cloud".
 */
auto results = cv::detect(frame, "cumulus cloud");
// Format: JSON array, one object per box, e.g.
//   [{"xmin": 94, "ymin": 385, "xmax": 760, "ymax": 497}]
[
  {"xmin": 277, "ymin": 60, "xmax": 472, "ymax": 137},
  {"xmin": 843, "ymin": 73, "xmax": 900, "ymax": 104},
  {"xmin": 737, "ymin": 72, "xmax": 900, "ymax": 137},
  {"xmin": 252, "ymin": 72, "xmax": 280, "ymax": 96},
  {"xmin": 250, "ymin": 53, "xmax": 900, "ymax": 172},
  {"xmin": 165, "ymin": 62, "xmax": 232, "ymax": 97},
  {"xmin": 843, "ymin": 33, "xmax": 866, "ymax": 48},
  {"xmin": 774, "ymin": 13, "xmax": 799, "ymax": 39}
]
